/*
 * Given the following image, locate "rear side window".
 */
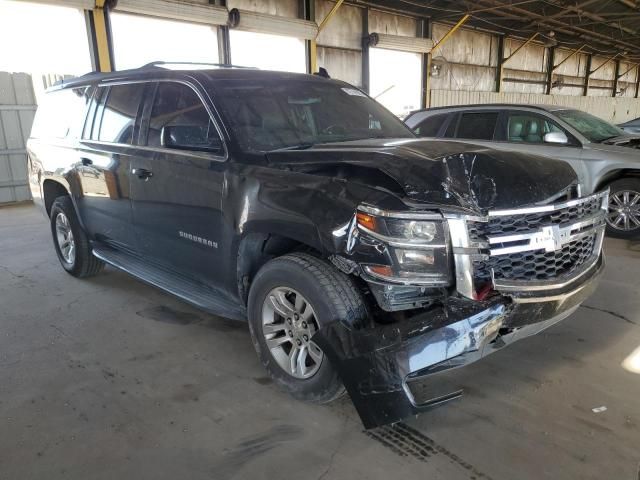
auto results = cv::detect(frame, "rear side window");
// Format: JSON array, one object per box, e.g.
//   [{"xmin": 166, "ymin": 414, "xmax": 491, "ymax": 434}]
[
  {"xmin": 30, "ymin": 87, "xmax": 91, "ymax": 140},
  {"xmin": 93, "ymin": 84, "xmax": 145, "ymax": 144},
  {"xmin": 456, "ymin": 112, "xmax": 498, "ymax": 140},
  {"xmin": 146, "ymin": 82, "xmax": 222, "ymax": 153},
  {"xmin": 413, "ymin": 113, "xmax": 447, "ymax": 137}
]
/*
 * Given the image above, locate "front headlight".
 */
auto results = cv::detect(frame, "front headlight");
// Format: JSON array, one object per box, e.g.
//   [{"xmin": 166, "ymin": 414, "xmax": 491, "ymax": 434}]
[{"xmin": 355, "ymin": 207, "xmax": 451, "ymax": 286}]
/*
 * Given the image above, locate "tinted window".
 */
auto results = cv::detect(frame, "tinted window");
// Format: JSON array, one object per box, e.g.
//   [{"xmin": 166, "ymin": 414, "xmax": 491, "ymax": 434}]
[
  {"xmin": 414, "ymin": 114, "xmax": 447, "ymax": 137},
  {"xmin": 443, "ymin": 114, "xmax": 458, "ymax": 138},
  {"xmin": 506, "ymin": 112, "xmax": 563, "ymax": 143},
  {"xmin": 147, "ymin": 82, "xmax": 221, "ymax": 152},
  {"xmin": 96, "ymin": 84, "xmax": 144, "ymax": 144},
  {"xmin": 456, "ymin": 112, "xmax": 498, "ymax": 140},
  {"xmin": 212, "ymin": 80, "xmax": 413, "ymax": 152},
  {"xmin": 31, "ymin": 87, "xmax": 91, "ymax": 140}
]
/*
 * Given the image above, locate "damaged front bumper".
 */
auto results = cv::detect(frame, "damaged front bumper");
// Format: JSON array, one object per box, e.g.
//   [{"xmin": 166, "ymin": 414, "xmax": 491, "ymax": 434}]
[{"xmin": 312, "ymin": 253, "xmax": 604, "ymax": 429}]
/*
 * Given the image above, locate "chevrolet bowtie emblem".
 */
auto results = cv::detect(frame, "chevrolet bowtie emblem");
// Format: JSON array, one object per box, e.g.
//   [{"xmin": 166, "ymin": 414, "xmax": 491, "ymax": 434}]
[
  {"xmin": 487, "ymin": 221, "xmax": 589, "ymax": 256},
  {"xmin": 531, "ymin": 225, "xmax": 566, "ymax": 252}
]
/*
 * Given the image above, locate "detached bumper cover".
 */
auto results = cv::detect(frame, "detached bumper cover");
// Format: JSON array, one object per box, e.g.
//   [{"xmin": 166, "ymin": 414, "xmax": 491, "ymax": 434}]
[{"xmin": 312, "ymin": 254, "xmax": 604, "ymax": 429}]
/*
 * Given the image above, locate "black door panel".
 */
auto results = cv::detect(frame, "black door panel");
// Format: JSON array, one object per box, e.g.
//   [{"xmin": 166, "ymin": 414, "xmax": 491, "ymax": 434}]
[{"xmin": 131, "ymin": 81, "xmax": 227, "ymax": 289}]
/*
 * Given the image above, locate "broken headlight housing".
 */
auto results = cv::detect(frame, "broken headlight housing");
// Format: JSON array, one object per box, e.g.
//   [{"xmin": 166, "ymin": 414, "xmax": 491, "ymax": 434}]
[{"xmin": 355, "ymin": 206, "xmax": 452, "ymax": 286}]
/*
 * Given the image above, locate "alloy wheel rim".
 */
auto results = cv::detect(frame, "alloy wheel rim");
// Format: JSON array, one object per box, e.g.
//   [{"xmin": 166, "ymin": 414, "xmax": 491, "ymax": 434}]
[
  {"xmin": 607, "ymin": 190, "xmax": 640, "ymax": 231},
  {"xmin": 55, "ymin": 212, "xmax": 75, "ymax": 264},
  {"xmin": 261, "ymin": 287, "xmax": 323, "ymax": 379}
]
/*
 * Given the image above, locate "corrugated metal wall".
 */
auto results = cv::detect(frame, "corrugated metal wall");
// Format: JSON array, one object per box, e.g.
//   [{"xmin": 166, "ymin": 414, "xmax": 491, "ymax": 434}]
[
  {"xmin": 0, "ymin": 72, "xmax": 35, "ymax": 205},
  {"xmin": 430, "ymin": 89, "xmax": 640, "ymax": 124}
]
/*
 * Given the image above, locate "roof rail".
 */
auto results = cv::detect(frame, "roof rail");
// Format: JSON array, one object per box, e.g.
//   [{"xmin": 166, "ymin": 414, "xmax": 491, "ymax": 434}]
[{"xmin": 140, "ymin": 61, "xmax": 257, "ymax": 70}]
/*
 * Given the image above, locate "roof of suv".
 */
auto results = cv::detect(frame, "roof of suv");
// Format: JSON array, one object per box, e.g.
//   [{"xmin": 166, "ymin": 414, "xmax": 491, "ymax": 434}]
[{"xmin": 51, "ymin": 63, "xmax": 332, "ymax": 91}]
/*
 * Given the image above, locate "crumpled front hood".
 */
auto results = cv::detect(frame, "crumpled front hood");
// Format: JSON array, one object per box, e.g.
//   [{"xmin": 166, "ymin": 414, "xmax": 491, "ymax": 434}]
[{"xmin": 266, "ymin": 138, "xmax": 578, "ymax": 214}]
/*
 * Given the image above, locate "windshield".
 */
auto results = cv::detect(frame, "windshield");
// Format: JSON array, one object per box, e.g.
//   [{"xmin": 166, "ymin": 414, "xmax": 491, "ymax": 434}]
[
  {"xmin": 211, "ymin": 78, "xmax": 414, "ymax": 152},
  {"xmin": 556, "ymin": 109, "xmax": 625, "ymax": 143}
]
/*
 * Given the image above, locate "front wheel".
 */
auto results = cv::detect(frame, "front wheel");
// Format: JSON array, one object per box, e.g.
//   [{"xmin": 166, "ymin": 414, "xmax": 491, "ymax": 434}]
[
  {"xmin": 247, "ymin": 252, "xmax": 367, "ymax": 403},
  {"xmin": 50, "ymin": 196, "xmax": 105, "ymax": 278},
  {"xmin": 606, "ymin": 178, "xmax": 640, "ymax": 239}
]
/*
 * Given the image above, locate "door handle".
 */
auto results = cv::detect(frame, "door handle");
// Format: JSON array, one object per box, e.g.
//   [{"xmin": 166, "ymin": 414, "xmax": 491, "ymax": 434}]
[
  {"xmin": 131, "ymin": 168, "xmax": 153, "ymax": 180},
  {"xmin": 81, "ymin": 158, "xmax": 93, "ymax": 166}
]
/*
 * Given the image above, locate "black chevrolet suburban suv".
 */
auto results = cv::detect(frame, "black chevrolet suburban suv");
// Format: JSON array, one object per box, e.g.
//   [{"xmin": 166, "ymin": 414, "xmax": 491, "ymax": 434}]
[{"xmin": 28, "ymin": 63, "xmax": 607, "ymax": 429}]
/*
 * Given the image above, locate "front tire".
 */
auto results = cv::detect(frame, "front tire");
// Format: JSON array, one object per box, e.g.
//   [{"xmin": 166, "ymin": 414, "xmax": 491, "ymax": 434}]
[
  {"xmin": 247, "ymin": 252, "xmax": 367, "ymax": 403},
  {"xmin": 606, "ymin": 178, "xmax": 640, "ymax": 239},
  {"xmin": 50, "ymin": 196, "xmax": 104, "ymax": 278}
]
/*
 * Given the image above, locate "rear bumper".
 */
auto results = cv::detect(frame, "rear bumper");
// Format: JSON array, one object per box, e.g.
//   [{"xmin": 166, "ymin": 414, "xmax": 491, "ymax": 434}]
[{"xmin": 312, "ymin": 253, "xmax": 604, "ymax": 429}]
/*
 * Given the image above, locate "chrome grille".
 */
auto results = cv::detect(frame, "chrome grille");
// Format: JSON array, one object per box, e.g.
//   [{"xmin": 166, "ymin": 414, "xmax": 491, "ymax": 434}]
[
  {"xmin": 449, "ymin": 190, "xmax": 609, "ymax": 297},
  {"xmin": 468, "ymin": 195, "xmax": 602, "ymax": 243},
  {"xmin": 473, "ymin": 233, "xmax": 596, "ymax": 282}
]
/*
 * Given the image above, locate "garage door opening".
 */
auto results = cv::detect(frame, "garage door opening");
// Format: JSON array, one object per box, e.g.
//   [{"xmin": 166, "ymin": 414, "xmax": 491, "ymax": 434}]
[
  {"xmin": 229, "ymin": 30, "xmax": 306, "ymax": 73},
  {"xmin": 110, "ymin": 13, "xmax": 220, "ymax": 70},
  {"xmin": 369, "ymin": 48, "xmax": 422, "ymax": 118}
]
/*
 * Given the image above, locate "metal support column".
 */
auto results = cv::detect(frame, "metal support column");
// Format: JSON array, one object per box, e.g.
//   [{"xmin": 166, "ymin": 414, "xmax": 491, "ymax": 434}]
[
  {"xmin": 583, "ymin": 54, "xmax": 592, "ymax": 96},
  {"xmin": 420, "ymin": 18, "xmax": 431, "ymax": 109},
  {"xmin": 636, "ymin": 66, "xmax": 640, "ymax": 98},
  {"xmin": 88, "ymin": 0, "xmax": 114, "ymax": 72},
  {"xmin": 496, "ymin": 35, "xmax": 504, "ymax": 93},
  {"xmin": 545, "ymin": 46, "xmax": 555, "ymax": 95},
  {"xmin": 362, "ymin": 7, "xmax": 370, "ymax": 93},
  {"xmin": 302, "ymin": 0, "xmax": 315, "ymax": 73},
  {"xmin": 217, "ymin": 0, "xmax": 231, "ymax": 65},
  {"xmin": 612, "ymin": 59, "xmax": 620, "ymax": 97}
]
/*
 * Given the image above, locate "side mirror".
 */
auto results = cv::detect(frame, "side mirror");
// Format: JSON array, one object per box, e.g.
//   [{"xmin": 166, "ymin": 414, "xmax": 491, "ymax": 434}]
[
  {"xmin": 544, "ymin": 131, "xmax": 569, "ymax": 145},
  {"xmin": 160, "ymin": 125, "xmax": 222, "ymax": 153}
]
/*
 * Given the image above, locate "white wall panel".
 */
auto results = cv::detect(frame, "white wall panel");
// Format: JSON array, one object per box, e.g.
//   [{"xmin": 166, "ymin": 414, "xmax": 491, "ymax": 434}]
[
  {"xmin": 227, "ymin": 0, "xmax": 298, "ymax": 19},
  {"xmin": 317, "ymin": 47, "xmax": 362, "ymax": 87},
  {"xmin": 432, "ymin": 23, "xmax": 496, "ymax": 67},
  {"xmin": 430, "ymin": 63, "xmax": 496, "ymax": 92},
  {"xmin": 590, "ymin": 55, "xmax": 616, "ymax": 81},
  {"xmin": 368, "ymin": 9, "xmax": 417, "ymax": 37},
  {"xmin": 316, "ymin": 0, "xmax": 362, "ymax": 50},
  {"xmin": 504, "ymin": 38, "xmax": 547, "ymax": 73},
  {"xmin": 114, "ymin": 0, "xmax": 228, "ymax": 25},
  {"xmin": 0, "ymin": 72, "xmax": 35, "ymax": 204}
]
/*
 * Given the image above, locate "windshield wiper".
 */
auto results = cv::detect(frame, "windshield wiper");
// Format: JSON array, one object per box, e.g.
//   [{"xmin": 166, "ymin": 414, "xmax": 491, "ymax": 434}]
[{"xmin": 599, "ymin": 135, "xmax": 623, "ymax": 144}]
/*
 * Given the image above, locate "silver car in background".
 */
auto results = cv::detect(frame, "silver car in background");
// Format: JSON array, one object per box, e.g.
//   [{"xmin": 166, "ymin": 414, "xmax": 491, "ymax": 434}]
[
  {"xmin": 619, "ymin": 117, "xmax": 640, "ymax": 134},
  {"xmin": 405, "ymin": 104, "xmax": 640, "ymax": 238}
]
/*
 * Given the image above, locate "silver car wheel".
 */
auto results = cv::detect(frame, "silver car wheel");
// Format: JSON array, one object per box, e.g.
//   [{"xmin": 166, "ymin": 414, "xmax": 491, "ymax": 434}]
[
  {"xmin": 261, "ymin": 287, "xmax": 323, "ymax": 379},
  {"xmin": 55, "ymin": 212, "xmax": 75, "ymax": 264},
  {"xmin": 607, "ymin": 190, "xmax": 640, "ymax": 231}
]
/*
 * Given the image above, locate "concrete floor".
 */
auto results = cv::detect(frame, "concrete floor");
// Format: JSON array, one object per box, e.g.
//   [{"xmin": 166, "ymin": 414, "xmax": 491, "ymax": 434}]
[{"xmin": 1, "ymin": 202, "xmax": 640, "ymax": 480}]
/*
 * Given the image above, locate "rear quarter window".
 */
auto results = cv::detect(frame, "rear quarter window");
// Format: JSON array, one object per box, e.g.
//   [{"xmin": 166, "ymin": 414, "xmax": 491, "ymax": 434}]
[{"xmin": 30, "ymin": 87, "xmax": 90, "ymax": 140}]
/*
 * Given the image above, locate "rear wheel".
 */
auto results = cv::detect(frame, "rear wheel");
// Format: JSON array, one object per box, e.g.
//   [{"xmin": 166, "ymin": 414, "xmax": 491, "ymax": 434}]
[
  {"xmin": 247, "ymin": 252, "xmax": 367, "ymax": 403},
  {"xmin": 606, "ymin": 178, "xmax": 640, "ymax": 239},
  {"xmin": 50, "ymin": 196, "xmax": 104, "ymax": 278}
]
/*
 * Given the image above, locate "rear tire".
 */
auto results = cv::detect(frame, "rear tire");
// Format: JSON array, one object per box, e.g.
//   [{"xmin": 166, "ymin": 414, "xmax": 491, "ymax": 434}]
[
  {"xmin": 247, "ymin": 252, "xmax": 367, "ymax": 404},
  {"xmin": 50, "ymin": 196, "xmax": 104, "ymax": 278},
  {"xmin": 605, "ymin": 178, "xmax": 640, "ymax": 239}
]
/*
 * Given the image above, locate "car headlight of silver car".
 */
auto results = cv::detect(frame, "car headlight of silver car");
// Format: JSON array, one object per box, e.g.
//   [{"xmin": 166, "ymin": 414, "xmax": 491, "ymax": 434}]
[{"xmin": 355, "ymin": 207, "xmax": 452, "ymax": 286}]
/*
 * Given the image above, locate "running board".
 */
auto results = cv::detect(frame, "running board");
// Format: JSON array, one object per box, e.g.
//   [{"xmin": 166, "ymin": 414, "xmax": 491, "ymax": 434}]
[{"xmin": 92, "ymin": 245, "xmax": 246, "ymax": 321}]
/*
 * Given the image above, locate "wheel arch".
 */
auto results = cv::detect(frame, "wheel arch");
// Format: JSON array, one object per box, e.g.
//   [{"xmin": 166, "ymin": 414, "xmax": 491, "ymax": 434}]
[
  {"xmin": 235, "ymin": 231, "xmax": 325, "ymax": 306},
  {"xmin": 42, "ymin": 179, "xmax": 71, "ymax": 216},
  {"xmin": 595, "ymin": 169, "xmax": 640, "ymax": 192}
]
